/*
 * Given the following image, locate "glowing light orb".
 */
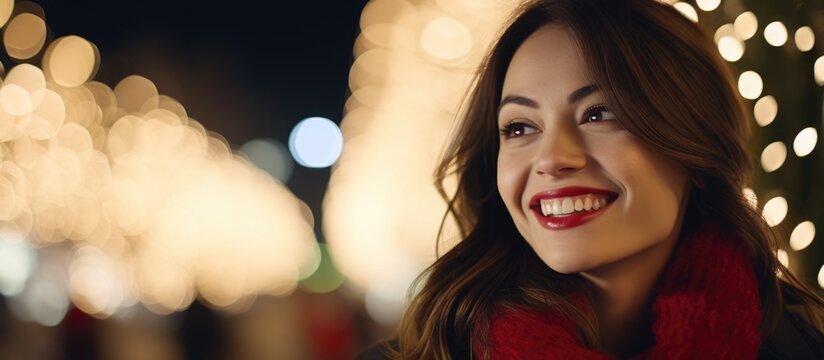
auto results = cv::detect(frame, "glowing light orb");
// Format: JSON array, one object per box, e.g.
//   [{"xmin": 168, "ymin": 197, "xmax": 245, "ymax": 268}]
[
  {"xmin": 762, "ymin": 196, "xmax": 788, "ymax": 227},
  {"xmin": 760, "ymin": 141, "xmax": 787, "ymax": 173},
  {"xmin": 738, "ymin": 71, "xmax": 763, "ymax": 100},
  {"xmin": 795, "ymin": 26, "xmax": 815, "ymax": 52},
  {"xmin": 734, "ymin": 12, "xmax": 758, "ymax": 40},
  {"xmin": 672, "ymin": 2, "xmax": 698, "ymax": 23},
  {"xmin": 790, "ymin": 221, "xmax": 815, "ymax": 251},
  {"xmin": 764, "ymin": 21, "xmax": 788, "ymax": 47},
  {"xmin": 754, "ymin": 95, "xmax": 778, "ymax": 127},
  {"xmin": 239, "ymin": 138, "xmax": 293, "ymax": 183},
  {"xmin": 793, "ymin": 127, "xmax": 817, "ymax": 157},
  {"xmin": 44, "ymin": 36, "xmax": 100, "ymax": 88},
  {"xmin": 288, "ymin": 117, "xmax": 343, "ymax": 168},
  {"xmin": 696, "ymin": 0, "xmax": 720, "ymax": 11}
]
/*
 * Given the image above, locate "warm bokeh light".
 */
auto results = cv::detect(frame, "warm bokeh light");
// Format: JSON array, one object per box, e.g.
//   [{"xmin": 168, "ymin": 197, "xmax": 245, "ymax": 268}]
[
  {"xmin": 0, "ymin": 0, "xmax": 13, "ymax": 28},
  {"xmin": 0, "ymin": 236, "xmax": 37, "ymax": 296},
  {"xmin": 753, "ymin": 95, "xmax": 778, "ymax": 127},
  {"xmin": 742, "ymin": 187, "xmax": 758, "ymax": 209},
  {"xmin": 795, "ymin": 26, "xmax": 815, "ymax": 52},
  {"xmin": 718, "ymin": 36, "xmax": 744, "ymax": 62},
  {"xmin": 713, "ymin": 24, "xmax": 735, "ymax": 44},
  {"xmin": 326, "ymin": 0, "xmax": 510, "ymax": 300},
  {"xmin": 793, "ymin": 127, "xmax": 818, "ymax": 157},
  {"xmin": 819, "ymin": 265, "xmax": 824, "ymax": 289},
  {"xmin": 696, "ymin": 0, "xmax": 720, "ymax": 12},
  {"xmin": 734, "ymin": 11, "xmax": 758, "ymax": 40},
  {"xmin": 420, "ymin": 17, "xmax": 473, "ymax": 60},
  {"xmin": 738, "ymin": 71, "xmax": 763, "ymax": 100},
  {"xmin": 764, "ymin": 21, "xmax": 788, "ymax": 47},
  {"xmin": 3, "ymin": 12, "xmax": 46, "ymax": 59},
  {"xmin": 777, "ymin": 249, "xmax": 790, "ymax": 268},
  {"xmin": 43, "ymin": 36, "xmax": 101, "ymax": 88},
  {"xmin": 816, "ymin": 56, "xmax": 824, "ymax": 85},
  {"xmin": 760, "ymin": 141, "xmax": 787, "ymax": 173},
  {"xmin": 672, "ymin": 2, "xmax": 699, "ymax": 22},
  {"xmin": 790, "ymin": 221, "xmax": 815, "ymax": 251},
  {"xmin": 762, "ymin": 196, "xmax": 788, "ymax": 227}
]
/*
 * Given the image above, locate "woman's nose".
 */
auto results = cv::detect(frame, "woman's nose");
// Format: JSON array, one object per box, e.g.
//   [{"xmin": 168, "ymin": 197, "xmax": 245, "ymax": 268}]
[{"xmin": 533, "ymin": 127, "xmax": 587, "ymax": 176}]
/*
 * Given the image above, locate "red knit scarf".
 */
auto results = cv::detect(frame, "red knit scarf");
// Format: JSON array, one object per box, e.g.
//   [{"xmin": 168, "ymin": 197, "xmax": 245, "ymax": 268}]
[{"xmin": 481, "ymin": 225, "xmax": 762, "ymax": 359}]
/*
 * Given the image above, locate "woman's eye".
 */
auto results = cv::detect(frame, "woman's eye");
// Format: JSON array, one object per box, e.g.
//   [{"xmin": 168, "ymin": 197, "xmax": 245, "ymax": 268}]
[
  {"xmin": 582, "ymin": 106, "xmax": 616, "ymax": 124},
  {"xmin": 500, "ymin": 122, "xmax": 538, "ymax": 138}
]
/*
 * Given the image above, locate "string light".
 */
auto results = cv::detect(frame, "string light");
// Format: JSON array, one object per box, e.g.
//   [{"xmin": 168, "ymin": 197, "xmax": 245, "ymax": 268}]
[
  {"xmin": 738, "ymin": 71, "xmax": 763, "ymax": 100},
  {"xmin": 790, "ymin": 221, "xmax": 815, "ymax": 251},
  {"xmin": 793, "ymin": 127, "xmax": 818, "ymax": 157},
  {"xmin": 733, "ymin": 12, "xmax": 758, "ymax": 40},
  {"xmin": 762, "ymin": 196, "xmax": 788, "ymax": 227},
  {"xmin": 672, "ymin": 2, "xmax": 699, "ymax": 23},
  {"xmin": 753, "ymin": 95, "xmax": 778, "ymax": 127},
  {"xmin": 760, "ymin": 141, "xmax": 787, "ymax": 173},
  {"xmin": 696, "ymin": 0, "xmax": 721, "ymax": 12},
  {"xmin": 794, "ymin": 26, "xmax": 815, "ymax": 52},
  {"xmin": 764, "ymin": 21, "xmax": 788, "ymax": 47}
]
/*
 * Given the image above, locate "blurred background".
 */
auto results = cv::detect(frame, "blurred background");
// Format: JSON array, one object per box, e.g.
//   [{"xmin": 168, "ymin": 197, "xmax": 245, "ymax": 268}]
[{"xmin": 0, "ymin": 0, "xmax": 821, "ymax": 359}]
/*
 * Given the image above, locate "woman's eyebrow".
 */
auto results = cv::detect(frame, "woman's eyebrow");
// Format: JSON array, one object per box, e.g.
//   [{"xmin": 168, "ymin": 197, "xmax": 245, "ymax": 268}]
[{"xmin": 498, "ymin": 84, "xmax": 600, "ymax": 114}]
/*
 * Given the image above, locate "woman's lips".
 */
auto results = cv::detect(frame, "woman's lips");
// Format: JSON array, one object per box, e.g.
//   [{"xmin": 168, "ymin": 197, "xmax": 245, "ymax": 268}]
[{"xmin": 528, "ymin": 187, "xmax": 618, "ymax": 230}]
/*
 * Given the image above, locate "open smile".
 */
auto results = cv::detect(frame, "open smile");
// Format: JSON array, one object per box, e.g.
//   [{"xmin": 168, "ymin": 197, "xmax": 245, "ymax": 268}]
[{"xmin": 529, "ymin": 186, "xmax": 619, "ymax": 230}]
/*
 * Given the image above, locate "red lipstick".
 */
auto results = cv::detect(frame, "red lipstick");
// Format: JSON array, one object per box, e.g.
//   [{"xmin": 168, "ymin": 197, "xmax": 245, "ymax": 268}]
[{"xmin": 528, "ymin": 186, "xmax": 618, "ymax": 230}]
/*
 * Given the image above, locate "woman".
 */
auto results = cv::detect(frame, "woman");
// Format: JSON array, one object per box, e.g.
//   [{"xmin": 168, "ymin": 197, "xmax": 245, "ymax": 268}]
[{"xmin": 361, "ymin": 0, "xmax": 824, "ymax": 358}]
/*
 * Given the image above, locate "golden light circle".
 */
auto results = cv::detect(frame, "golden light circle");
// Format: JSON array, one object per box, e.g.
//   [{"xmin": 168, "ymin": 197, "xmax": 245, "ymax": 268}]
[
  {"xmin": 764, "ymin": 21, "xmax": 788, "ymax": 47},
  {"xmin": 43, "ymin": 36, "xmax": 101, "ymax": 88},
  {"xmin": 760, "ymin": 141, "xmax": 787, "ymax": 173},
  {"xmin": 794, "ymin": 26, "xmax": 815, "ymax": 52},
  {"xmin": 713, "ymin": 24, "xmax": 736, "ymax": 44},
  {"xmin": 419, "ymin": 17, "xmax": 473, "ymax": 60},
  {"xmin": 0, "ymin": 0, "xmax": 13, "ymax": 28},
  {"xmin": 790, "ymin": 221, "xmax": 815, "ymax": 251},
  {"xmin": 672, "ymin": 2, "xmax": 699, "ymax": 23},
  {"xmin": 718, "ymin": 36, "xmax": 744, "ymax": 62},
  {"xmin": 3, "ymin": 13, "xmax": 47, "ymax": 60},
  {"xmin": 792, "ymin": 127, "xmax": 817, "ymax": 157},
  {"xmin": 734, "ymin": 12, "xmax": 758, "ymax": 40},
  {"xmin": 814, "ymin": 56, "xmax": 824, "ymax": 86},
  {"xmin": 696, "ymin": 0, "xmax": 720, "ymax": 12},
  {"xmin": 738, "ymin": 71, "xmax": 763, "ymax": 100},
  {"xmin": 753, "ymin": 95, "xmax": 778, "ymax": 127},
  {"xmin": 762, "ymin": 196, "xmax": 788, "ymax": 227}
]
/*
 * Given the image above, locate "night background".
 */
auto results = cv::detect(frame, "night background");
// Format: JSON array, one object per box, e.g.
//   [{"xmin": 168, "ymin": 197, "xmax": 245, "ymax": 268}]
[{"xmin": 0, "ymin": 0, "xmax": 822, "ymax": 359}]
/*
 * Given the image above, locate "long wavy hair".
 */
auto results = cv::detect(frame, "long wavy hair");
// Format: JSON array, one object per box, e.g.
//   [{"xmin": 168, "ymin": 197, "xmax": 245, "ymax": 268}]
[{"xmin": 391, "ymin": 0, "xmax": 824, "ymax": 358}]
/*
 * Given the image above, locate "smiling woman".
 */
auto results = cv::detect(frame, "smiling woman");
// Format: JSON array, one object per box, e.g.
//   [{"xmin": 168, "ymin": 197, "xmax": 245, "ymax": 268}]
[{"xmin": 361, "ymin": 0, "xmax": 824, "ymax": 359}]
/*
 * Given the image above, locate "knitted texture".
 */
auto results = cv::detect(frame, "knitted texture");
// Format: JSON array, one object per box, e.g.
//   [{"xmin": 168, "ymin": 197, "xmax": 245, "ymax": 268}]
[{"xmin": 482, "ymin": 225, "xmax": 762, "ymax": 359}]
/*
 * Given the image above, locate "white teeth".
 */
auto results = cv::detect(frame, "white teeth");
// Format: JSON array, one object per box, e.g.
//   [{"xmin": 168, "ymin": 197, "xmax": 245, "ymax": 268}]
[
  {"xmin": 551, "ymin": 200, "xmax": 562, "ymax": 215},
  {"xmin": 562, "ymin": 198, "xmax": 574, "ymax": 214},
  {"xmin": 539, "ymin": 194, "xmax": 611, "ymax": 216}
]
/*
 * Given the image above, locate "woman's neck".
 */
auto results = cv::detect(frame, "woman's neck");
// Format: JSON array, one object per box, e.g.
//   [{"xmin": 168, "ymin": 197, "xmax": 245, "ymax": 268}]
[{"xmin": 580, "ymin": 233, "xmax": 681, "ymax": 357}]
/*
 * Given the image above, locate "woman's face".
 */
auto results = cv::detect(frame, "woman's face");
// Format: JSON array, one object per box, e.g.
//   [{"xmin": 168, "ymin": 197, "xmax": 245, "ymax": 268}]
[{"xmin": 496, "ymin": 25, "xmax": 689, "ymax": 275}]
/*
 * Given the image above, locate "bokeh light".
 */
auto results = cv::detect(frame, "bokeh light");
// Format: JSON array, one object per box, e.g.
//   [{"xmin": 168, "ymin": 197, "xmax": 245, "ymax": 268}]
[
  {"xmin": 734, "ymin": 11, "xmax": 758, "ymax": 40},
  {"xmin": 819, "ymin": 265, "xmax": 824, "ymax": 289},
  {"xmin": 793, "ymin": 127, "xmax": 817, "ymax": 157},
  {"xmin": 795, "ymin": 26, "xmax": 815, "ymax": 52},
  {"xmin": 43, "ymin": 36, "xmax": 101, "ymax": 88},
  {"xmin": 742, "ymin": 187, "xmax": 758, "ymax": 209},
  {"xmin": 299, "ymin": 244, "xmax": 345, "ymax": 294},
  {"xmin": 420, "ymin": 17, "xmax": 473, "ymax": 60},
  {"xmin": 738, "ymin": 71, "xmax": 763, "ymax": 100},
  {"xmin": 288, "ymin": 117, "xmax": 343, "ymax": 168},
  {"xmin": 673, "ymin": 2, "xmax": 698, "ymax": 22},
  {"xmin": 777, "ymin": 249, "xmax": 790, "ymax": 268},
  {"xmin": 764, "ymin": 21, "xmax": 788, "ymax": 47},
  {"xmin": 239, "ymin": 138, "xmax": 294, "ymax": 183},
  {"xmin": 816, "ymin": 56, "xmax": 824, "ymax": 85},
  {"xmin": 762, "ymin": 196, "xmax": 788, "ymax": 227},
  {"xmin": 3, "ymin": 12, "xmax": 46, "ymax": 60},
  {"xmin": 0, "ymin": 0, "xmax": 13, "ymax": 28},
  {"xmin": 790, "ymin": 221, "xmax": 815, "ymax": 251},
  {"xmin": 0, "ymin": 235, "xmax": 37, "ymax": 296},
  {"xmin": 718, "ymin": 36, "xmax": 744, "ymax": 62},
  {"xmin": 754, "ymin": 95, "xmax": 778, "ymax": 127},
  {"xmin": 696, "ymin": 0, "xmax": 720, "ymax": 12},
  {"xmin": 760, "ymin": 141, "xmax": 787, "ymax": 173}
]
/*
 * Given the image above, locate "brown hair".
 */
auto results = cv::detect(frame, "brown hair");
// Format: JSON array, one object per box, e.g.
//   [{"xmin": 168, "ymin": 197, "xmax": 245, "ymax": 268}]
[{"xmin": 391, "ymin": 0, "xmax": 824, "ymax": 358}]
